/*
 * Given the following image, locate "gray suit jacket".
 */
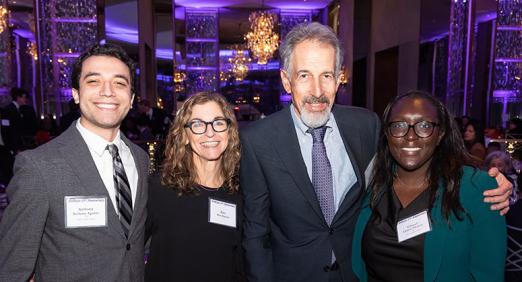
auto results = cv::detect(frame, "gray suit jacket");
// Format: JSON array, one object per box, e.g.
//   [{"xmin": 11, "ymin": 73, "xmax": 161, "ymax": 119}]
[{"xmin": 0, "ymin": 123, "xmax": 149, "ymax": 282}]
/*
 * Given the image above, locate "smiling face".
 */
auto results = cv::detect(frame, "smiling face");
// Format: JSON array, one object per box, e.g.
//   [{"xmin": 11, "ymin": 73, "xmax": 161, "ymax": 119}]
[
  {"xmin": 72, "ymin": 55, "xmax": 134, "ymax": 141},
  {"xmin": 387, "ymin": 97, "xmax": 444, "ymax": 173},
  {"xmin": 186, "ymin": 101, "xmax": 229, "ymax": 164},
  {"xmin": 281, "ymin": 39, "xmax": 340, "ymax": 128}
]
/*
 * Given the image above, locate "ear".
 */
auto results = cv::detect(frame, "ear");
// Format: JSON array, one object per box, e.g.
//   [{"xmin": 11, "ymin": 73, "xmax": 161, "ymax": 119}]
[
  {"xmin": 280, "ymin": 70, "xmax": 292, "ymax": 93},
  {"xmin": 437, "ymin": 130, "xmax": 445, "ymax": 145},
  {"xmin": 72, "ymin": 88, "xmax": 80, "ymax": 104}
]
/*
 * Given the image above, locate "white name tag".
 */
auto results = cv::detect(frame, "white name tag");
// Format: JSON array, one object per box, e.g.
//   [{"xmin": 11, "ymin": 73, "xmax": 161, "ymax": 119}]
[
  {"xmin": 64, "ymin": 196, "xmax": 108, "ymax": 228},
  {"xmin": 396, "ymin": 210, "xmax": 432, "ymax": 243},
  {"xmin": 1, "ymin": 119, "xmax": 9, "ymax": 126},
  {"xmin": 208, "ymin": 198, "xmax": 237, "ymax": 228}
]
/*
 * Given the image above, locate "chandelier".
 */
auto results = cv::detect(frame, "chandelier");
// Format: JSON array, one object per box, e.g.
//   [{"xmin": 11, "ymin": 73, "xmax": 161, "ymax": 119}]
[
  {"xmin": 0, "ymin": 6, "xmax": 8, "ymax": 34},
  {"xmin": 220, "ymin": 71, "xmax": 232, "ymax": 82},
  {"xmin": 229, "ymin": 47, "xmax": 251, "ymax": 81},
  {"xmin": 339, "ymin": 65, "xmax": 349, "ymax": 85},
  {"xmin": 173, "ymin": 70, "xmax": 186, "ymax": 83},
  {"xmin": 27, "ymin": 42, "xmax": 38, "ymax": 60},
  {"xmin": 244, "ymin": 11, "xmax": 279, "ymax": 65}
]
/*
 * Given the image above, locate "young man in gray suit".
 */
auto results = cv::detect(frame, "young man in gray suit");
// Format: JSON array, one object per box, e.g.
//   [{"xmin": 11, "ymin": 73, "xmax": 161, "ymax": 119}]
[
  {"xmin": 0, "ymin": 44, "xmax": 149, "ymax": 281},
  {"xmin": 240, "ymin": 22, "xmax": 512, "ymax": 282}
]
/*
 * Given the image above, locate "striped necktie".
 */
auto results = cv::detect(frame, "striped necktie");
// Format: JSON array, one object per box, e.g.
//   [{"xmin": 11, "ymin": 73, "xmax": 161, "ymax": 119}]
[{"xmin": 107, "ymin": 144, "xmax": 133, "ymax": 237}]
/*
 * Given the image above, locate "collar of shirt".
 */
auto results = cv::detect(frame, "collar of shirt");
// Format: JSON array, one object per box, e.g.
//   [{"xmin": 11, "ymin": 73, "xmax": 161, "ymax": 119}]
[
  {"xmin": 12, "ymin": 101, "xmax": 20, "ymax": 111},
  {"xmin": 75, "ymin": 119, "xmax": 124, "ymax": 157},
  {"xmin": 290, "ymin": 103, "xmax": 357, "ymax": 212}
]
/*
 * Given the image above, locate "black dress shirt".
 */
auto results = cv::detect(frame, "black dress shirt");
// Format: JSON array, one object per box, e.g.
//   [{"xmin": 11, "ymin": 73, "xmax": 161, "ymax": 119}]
[{"xmin": 362, "ymin": 187, "xmax": 431, "ymax": 282}]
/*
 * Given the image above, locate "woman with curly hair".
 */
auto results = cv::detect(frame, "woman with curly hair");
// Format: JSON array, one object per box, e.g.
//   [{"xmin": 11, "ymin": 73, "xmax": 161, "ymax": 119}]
[
  {"xmin": 145, "ymin": 92, "xmax": 244, "ymax": 282},
  {"xmin": 352, "ymin": 91, "xmax": 506, "ymax": 281}
]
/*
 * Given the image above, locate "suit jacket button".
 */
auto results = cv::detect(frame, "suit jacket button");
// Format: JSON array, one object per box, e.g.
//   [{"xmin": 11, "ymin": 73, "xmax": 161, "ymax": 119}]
[
  {"xmin": 329, "ymin": 228, "xmax": 334, "ymax": 234},
  {"xmin": 126, "ymin": 243, "xmax": 131, "ymax": 250}
]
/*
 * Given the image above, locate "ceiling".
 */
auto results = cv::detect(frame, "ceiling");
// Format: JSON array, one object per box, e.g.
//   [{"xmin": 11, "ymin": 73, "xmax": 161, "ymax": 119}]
[{"xmin": 6, "ymin": 0, "xmax": 499, "ymax": 57}]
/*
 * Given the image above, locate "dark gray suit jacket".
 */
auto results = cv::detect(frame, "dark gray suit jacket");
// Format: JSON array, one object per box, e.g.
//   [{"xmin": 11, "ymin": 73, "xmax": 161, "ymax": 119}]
[
  {"xmin": 240, "ymin": 105, "xmax": 379, "ymax": 282},
  {"xmin": 0, "ymin": 123, "xmax": 149, "ymax": 282}
]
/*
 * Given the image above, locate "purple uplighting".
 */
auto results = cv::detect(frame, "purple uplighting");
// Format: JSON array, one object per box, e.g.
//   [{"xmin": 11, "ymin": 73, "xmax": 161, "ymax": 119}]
[
  {"xmin": 53, "ymin": 53, "xmax": 81, "ymax": 58},
  {"xmin": 50, "ymin": 18, "xmax": 97, "ymax": 23}
]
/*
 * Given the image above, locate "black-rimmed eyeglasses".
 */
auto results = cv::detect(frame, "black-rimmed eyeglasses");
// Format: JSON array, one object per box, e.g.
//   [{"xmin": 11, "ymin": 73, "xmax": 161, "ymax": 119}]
[
  {"xmin": 387, "ymin": 121, "xmax": 439, "ymax": 138},
  {"xmin": 184, "ymin": 118, "xmax": 231, "ymax": 135}
]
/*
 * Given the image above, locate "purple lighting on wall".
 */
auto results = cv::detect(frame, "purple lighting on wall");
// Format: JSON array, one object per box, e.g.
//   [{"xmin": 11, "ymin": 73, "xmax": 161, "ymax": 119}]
[
  {"xmin": 174, "ymin": 0, "xmax": 330, "ymax": 10},
  {"xmin": 50, "ymin": 18, "xmax": 97, "ymax": 23},
  {"xmin": 53, "ymin": 53, "xmax": 81, "ymax": 58},
  {"xmin": 186, "ymin": 38, "xmax": 218, "ymax": 42},
  {"xmin": 105, "ymin": 21, "xmax": 139, "ymax": 43}
]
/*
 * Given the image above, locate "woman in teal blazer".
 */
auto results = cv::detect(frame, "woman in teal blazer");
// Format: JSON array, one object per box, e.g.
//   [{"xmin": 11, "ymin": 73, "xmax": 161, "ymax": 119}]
[{"xmin": 352, "ymin": 91, "xmax": 506, "ymax": 282}]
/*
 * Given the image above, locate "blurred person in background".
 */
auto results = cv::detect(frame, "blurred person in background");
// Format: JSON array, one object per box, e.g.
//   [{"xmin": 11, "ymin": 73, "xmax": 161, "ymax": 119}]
[
  {"xmin": 1, "ymin": 87, "xmax": 37, "ymax": 152},
  {"xmin": 137, "ymin": 99, "xmax": 170, "ymax": 139},
  {"xmin": 463, "ymin": 119, "xmax": 486, "ymax": 166}
]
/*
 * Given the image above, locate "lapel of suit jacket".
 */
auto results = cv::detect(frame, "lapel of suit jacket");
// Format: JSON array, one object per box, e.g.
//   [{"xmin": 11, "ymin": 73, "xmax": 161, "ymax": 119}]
[
  {"xmin": 272, "ymin": 107, "xmax": 325, "ymax": 223},
  {"xmin": 424, "ymin": 183, "xmax": 448, "ymax": 282},
  {"xmin": 57, "ymin": 124, "xmax": 126, "ymax": 238},
  {"xmin": 331, "ymin": 107, "xmax": 365, "ymax": 224},
  {"xmin": 122, "ymin": 135, "xmax": 145, "ymax": 239}
]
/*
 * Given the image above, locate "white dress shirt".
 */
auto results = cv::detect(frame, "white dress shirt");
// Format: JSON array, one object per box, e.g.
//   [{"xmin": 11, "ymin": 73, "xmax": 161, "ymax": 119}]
[{"xmin": 76, "ymin": 120, "xmax": 139, "ymax": 213}]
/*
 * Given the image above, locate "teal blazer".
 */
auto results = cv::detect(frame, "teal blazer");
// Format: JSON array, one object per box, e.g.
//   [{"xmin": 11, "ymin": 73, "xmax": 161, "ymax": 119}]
[{"xmin": 352, "ymin": 166, "xmax": 506, "ymax": 282}]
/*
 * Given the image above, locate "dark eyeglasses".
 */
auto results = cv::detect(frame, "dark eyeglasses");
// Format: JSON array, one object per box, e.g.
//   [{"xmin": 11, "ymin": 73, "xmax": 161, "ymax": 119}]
[
  {"xmin": 184, "ymin": 118, "xmax": 231, "ymax": 135},
  {"xmin": 387, "ymin": 121, "xmax": 439, "ymax": 138}
]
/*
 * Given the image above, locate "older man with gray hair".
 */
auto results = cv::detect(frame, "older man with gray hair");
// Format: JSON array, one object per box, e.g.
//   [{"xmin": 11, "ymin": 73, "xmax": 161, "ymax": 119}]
[{"xmin": 239, "ymin": 22, "xmax": 511, "ymax": 282}]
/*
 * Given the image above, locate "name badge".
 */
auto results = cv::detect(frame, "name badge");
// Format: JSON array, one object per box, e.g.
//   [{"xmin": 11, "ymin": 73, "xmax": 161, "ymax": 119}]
[
  {"xmin": 396, "ymin": 210, "xmax": 432, "ymax": 243},
  {"xmin": 1, "ymin": 119, "xmax": 9, "ymax": 126},
  {"xmin": 208, "ymin": 198, "xmax": 237, "ymax": 228},
  {"xmin": 64, "ymin": 196, "xmax": 108, "ymax": 228}
]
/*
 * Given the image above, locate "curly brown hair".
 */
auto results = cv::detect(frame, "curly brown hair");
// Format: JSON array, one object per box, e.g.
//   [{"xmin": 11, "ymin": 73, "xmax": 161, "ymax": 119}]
[{"xmin": 160, "ymin": 92, "xmax": 240, "ymax": 194}]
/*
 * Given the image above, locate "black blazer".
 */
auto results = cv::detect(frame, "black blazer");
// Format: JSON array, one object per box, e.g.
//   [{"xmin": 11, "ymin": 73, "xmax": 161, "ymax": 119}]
[
  {"xmin": 240, "ymin": 105, "xmax": 379, "ymax": 282},
  {"xmin": 1, "ymin": 103, "xmax": 37, "ymax": 151}
]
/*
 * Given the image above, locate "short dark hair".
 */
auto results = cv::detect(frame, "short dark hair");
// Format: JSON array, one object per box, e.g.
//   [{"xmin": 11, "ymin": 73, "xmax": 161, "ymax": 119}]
[
  {"xmin": 71, "ymin": 43, "xmax": 136, "ymax": 94},
  {"xmin": 10, "ymin": 87, "xmax": 28, "ymax": 101}
]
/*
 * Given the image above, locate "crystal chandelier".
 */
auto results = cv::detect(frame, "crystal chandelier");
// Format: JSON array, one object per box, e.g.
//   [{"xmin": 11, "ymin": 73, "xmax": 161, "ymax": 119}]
[
  {"xmin": 229, "ymin": 47, "xmax": 251, "ymax": 81},
  {"xmin": 220, "ymin": 71, "xmax": 232, "ymax": 82},
  {"xmin": 339, "ymin": 65, "xmax": 349, "ymax": 85},
  {"xmin": 173, "ymin": 71, "xmax": 186, "ymax": 83},
  {"xmin": 0, "ymin": 6, "xmax": 8, "ymax": 34},
  {"xmin": 27, "ymin": 42, "xmax": 38, "ymax": 60},
  {"xmin": 244, "ymin": 11, "xmax": 279, "ymax": 65}
]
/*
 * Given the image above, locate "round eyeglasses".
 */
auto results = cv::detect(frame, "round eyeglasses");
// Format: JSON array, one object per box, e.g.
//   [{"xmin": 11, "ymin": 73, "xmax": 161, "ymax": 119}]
[
  {"xmin": 387, "ymin": 121, "xmax": 439, "ymax": 138},
  {"xmin": 184, "ymin": 118, "xmax": 231, "ymax": 135}
]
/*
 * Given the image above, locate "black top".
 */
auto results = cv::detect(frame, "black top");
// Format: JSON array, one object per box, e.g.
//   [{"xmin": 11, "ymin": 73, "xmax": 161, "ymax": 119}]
[
  {"xmin": 362, "ymin": 187, "xmax": 430, "ymax": 282},
  {"xmin": 145, "ymin": 175, "xmax": 245, "ymax": 282}
]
